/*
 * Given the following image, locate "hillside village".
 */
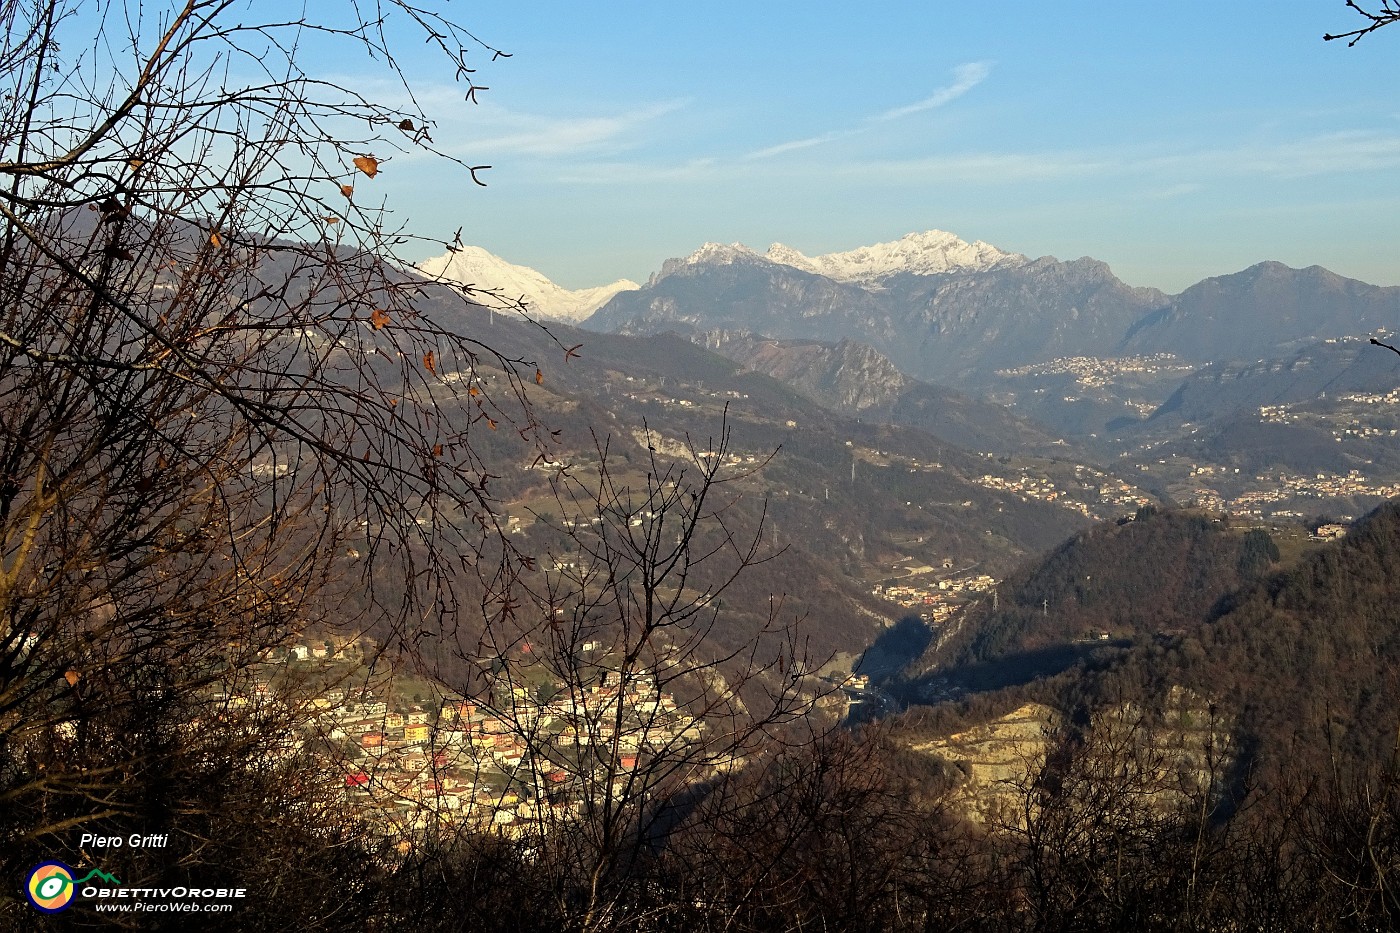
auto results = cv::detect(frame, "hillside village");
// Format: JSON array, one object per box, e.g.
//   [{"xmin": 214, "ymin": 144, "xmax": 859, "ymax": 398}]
[
  {"xmin": 234, "ymin": 639, "xmax": 707, "ymax": 843},
  {"xmin": 996, "ymin": 353, "xmax": 1197, "ymax": 391}
]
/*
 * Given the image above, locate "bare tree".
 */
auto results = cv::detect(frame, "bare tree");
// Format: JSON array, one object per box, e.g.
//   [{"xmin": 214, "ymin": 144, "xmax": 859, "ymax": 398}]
[
  {"xmin": 998, "ymin": 698, "xmax": 1239, "ymax": 933},
  {"xmin": 1326, "ymin": 1, "xmax": 1400, "ymax": 45},
  {"xmin": 0, "ymin": 0, "xmax": 550, "ymax": 921},
  {"xmin": 658, "ymin": 726, "xmax": 990, "ymax": 933},
  {"xmin": 394, "ymin": 420, "xmax": 829, "ymax": 932}
]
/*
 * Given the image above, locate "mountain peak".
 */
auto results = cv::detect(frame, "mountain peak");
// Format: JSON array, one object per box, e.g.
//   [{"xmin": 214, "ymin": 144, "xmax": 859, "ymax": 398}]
[
  {"xmin": 645, "ymin": 230, "xmax": 1025, "ymax": 287},
  {"xmin": 650, "ymin": 242, "xmax": 767, "ymax": 284},
  {"xmin": 417, "ymin": 245, "xmax": 637, "ymax": 323},
  {"xmin": 763, "ymin": 229, "xmax": 1025, "ymax": 282},
  {"xmin": 683, "ymin": 241, "xmax": 763, "ymax": 265}
]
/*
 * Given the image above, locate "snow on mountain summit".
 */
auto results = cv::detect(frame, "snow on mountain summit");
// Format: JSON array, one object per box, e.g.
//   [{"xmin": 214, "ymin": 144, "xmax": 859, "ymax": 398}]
[
  {"xmin": 648, "ymin": 231, "xmax": 1022, "ymax": 286},
  {"xmin": 648, "ymin": 242, "xmax": 770, "ymax": 285},
  {"xmin": 417, "ymin": 246, "xmax": 638, "ymax": 324},
  {"xmin": 416, "ymin": 230, "xmax": 1024, "ymax": 322},
  {"xmin": 765, "ymin": 230, "xmax": 1024, "ymax": 282},
  {"xmin": 685, "ymin": 242, "xmax": 763, "ymax": 264}
]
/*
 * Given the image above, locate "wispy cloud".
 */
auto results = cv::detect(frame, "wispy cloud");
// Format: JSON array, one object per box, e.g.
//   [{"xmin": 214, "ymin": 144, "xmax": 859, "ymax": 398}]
[
  {"xmin": 555, "ymin": 114, "xmax": 1400, "ymax": 197},
  {"xmin": 872, "ymin": 62, "xmax": 993, "ymax": 123},
  {"xmin": 830, "ymin": 150, "xmax": 1110, "ymax": 183},
  {"xmin": 739, "ymin": 62, "xmax": 993, "ymax": 162},
  {"xmin": 471, "ymin": 100, "xmax": 689, "ymax": 156},
  {"xmin": 742, "ymin": 131, "xmax": 850, "ymax": 161},
  {"xmin": 837, "ymin": 130, "xmax": 1400, "ymax": 186}
]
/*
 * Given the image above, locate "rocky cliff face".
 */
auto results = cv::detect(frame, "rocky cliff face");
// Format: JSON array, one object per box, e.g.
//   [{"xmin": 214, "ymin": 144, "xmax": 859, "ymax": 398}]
[
  {"xmin": 685, "ymin": 330, "xmax": 1069, "ymax": 456},
  {"xmin": 590, "ymin": 244, "xmax": 1169, "ymax": 382},
  {"xmin": 597, "ymin": 251, "xmax": 892, "ymax": 345},
  {"xmin": 877, "ymin": 257, "xmax": 1170, "ymax": 377},
  {"xmin": 696, "ymin": 332, "xmax": 912, "ymax": 412}
]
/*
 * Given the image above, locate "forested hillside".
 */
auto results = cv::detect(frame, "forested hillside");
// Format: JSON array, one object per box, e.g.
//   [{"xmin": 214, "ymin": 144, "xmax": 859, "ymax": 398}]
[{"xmin": 921, "ymin": 502, "xmax": 1400, "ymax": 783}]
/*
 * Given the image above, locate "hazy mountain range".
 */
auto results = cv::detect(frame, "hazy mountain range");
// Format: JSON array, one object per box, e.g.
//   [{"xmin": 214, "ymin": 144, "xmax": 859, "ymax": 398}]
[
  {"xmin": 419, "ymin": 229, "xmax": 1400, "ymax": 480},
  {"xmin": 423, "ymin": 229, "xmax": 1400, "ymax": 382},
  {"xmin": 587, "ymin": 235, "xmax": 1400, "ymax": 383}
]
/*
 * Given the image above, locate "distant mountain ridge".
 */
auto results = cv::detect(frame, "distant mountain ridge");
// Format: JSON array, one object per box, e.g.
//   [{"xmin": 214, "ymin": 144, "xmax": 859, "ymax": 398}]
[
  {"xmin": 585, "ymin": 231, "xmax": 1400, "ymax": 385},
  {"xmin": 589, "ymin": 241, "xmax": 1171, "ymax": 380},
  {"xmin": 415, "ymin": 233, "xmax": 1400, "ymax": 469},
  {"xmin": 1121, "ymin": 261, "xmax": 1400, "ymax": 361},
  {"xmin": 654, "ymin": 230, "xmax": 1024, "ymax": 286},
  {"xmin": 763, "ymin": 230, "xmax": 1023, "ymax": 282}
]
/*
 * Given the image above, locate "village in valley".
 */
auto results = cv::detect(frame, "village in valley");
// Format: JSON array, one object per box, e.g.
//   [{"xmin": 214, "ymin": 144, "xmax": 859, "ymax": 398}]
[{"xmin": 226, "ymin": 636, "xmax": 707, "ymax": 844}]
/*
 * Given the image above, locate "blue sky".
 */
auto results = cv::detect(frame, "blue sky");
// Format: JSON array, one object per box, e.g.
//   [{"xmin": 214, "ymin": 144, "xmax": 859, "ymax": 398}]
[{"xmin": 351, "ymin": 2, "xmax": 1400, "ymax": 293}]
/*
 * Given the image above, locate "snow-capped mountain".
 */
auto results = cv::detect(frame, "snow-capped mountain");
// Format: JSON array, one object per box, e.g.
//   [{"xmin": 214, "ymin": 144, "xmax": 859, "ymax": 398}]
[
  {"xmin": 765, "ymin": 230, "xmax": 1024, "ymax": 282},
  {"xmin": 648, "ymin": 242, "xmax": 769, "ymax": 285},
  {"xmin": 651, "ymin": 230, "xmax": 1024, "ymax": 287},
  {"xmin": 417, "ymin": 246, "xmax": 638, "ymax": 324}
]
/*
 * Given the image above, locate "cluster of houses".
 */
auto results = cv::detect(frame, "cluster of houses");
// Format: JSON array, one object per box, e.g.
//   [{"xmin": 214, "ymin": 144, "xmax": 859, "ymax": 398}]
[
  {"xmin": 995, "ymin": 353, "xmax": 1193, "ymax": 389},
  {"xmin": 872, "ymin": 572, "xmax": 997, "ymax": 621},
  {"xmin": 1225, "ymin": 469, "xmax": 1400, "ymax": 517},
  {"xmin": 975, "ymin": 466, "xmax": 1151, "ymax": 520},
  {"xmin": 249, "ymin": 652, "xmax": 711, "ymax": 840}
]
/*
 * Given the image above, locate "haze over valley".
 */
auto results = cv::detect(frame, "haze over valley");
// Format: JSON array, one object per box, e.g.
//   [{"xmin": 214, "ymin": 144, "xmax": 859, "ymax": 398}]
[{"xmin": 421, "ymin": 227, "xmax": 1400, "ymax": 530}]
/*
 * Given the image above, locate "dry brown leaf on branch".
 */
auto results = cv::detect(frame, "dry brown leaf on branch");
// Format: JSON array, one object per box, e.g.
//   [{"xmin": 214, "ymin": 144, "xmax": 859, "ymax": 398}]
[
  {"xmin": 64, "ymin": 670, "xmax": 80, "ymax": 687},
  {"xmin": 353, "ymin": 155, "xmax": 379, "ymax": 178},
  {"xmin": 422, "ymin": 350, "xmax": 436, "ymax": 375},
  {"xmin": 99, "ymin": 196, "xmax": 129, "ymax": 221},
  {"xmin": 340, "ymin": 184, "xmax": 354, "ymax": 198},
  {"xmin": 370, "ymin": 309, "xmax": 391, "ymax": 330},
  {"xmin": 535, "ymin": 369, "xmax": 544, "ymax": 385}
]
